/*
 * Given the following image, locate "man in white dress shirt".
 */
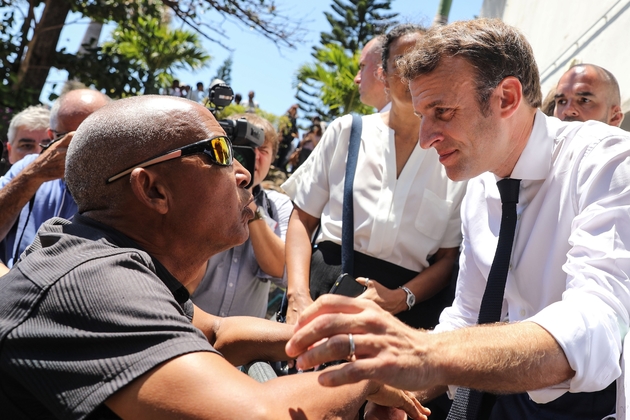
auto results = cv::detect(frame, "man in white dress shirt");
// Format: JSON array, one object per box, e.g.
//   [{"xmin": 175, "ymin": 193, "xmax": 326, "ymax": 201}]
[{"xmin": 286, "ymin": 18, "xmax": 630, "ymax": 420}]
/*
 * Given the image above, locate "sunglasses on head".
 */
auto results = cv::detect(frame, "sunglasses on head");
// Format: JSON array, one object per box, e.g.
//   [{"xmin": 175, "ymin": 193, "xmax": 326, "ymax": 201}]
[{"xmin": 106, "ymin": 135, "xmax": 233, "ymax": 184}]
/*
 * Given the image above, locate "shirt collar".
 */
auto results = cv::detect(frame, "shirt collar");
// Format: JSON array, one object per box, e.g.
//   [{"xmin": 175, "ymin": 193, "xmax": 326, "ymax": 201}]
[
  {"xmin": 72, "ymin": 214, "xmax": 190, "ymax": 304},
  {"xmin": 509, "ymin": 109, "xmax": 562, "ymax": 181}
]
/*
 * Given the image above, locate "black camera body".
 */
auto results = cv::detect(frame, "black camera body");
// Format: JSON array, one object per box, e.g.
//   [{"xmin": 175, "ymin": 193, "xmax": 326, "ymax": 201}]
[{"xmin": 207, "ymin": 79, "xmax": 264, "ymax": 188}]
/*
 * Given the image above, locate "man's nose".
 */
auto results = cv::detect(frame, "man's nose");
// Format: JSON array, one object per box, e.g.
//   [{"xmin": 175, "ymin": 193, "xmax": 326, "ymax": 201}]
[
  {"xmin": 354, "ymin": 72, "xmax": 361, "ymax": 86},
  {"xmin": 418, "ymin": 118, "xmax": 443, "ymax": 150},
  {"xmin": 233, "ymin": 159, "xmax": 251, "ymax": 188},
  {"xmin": 562, "ymin": 101, "xmax": 579, "ymax": 117}
]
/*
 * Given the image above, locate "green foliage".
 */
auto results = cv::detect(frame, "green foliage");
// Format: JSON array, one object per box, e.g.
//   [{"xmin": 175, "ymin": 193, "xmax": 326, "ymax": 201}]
[
  {"xmin": 1, "ymin": 0, "xmax": 302, "ymax": 112},
  {"xmin": 102, "ymin": 16, "xmax": 210, "ymax": 94},
  {"xmin": 58, "ymin": 47, "xmax": 147, "ymax": 98},
  {"xmin": 213, "ymin": 56, "xmax": 233, "ymax": 85},
  {"xmin": 0, "ymin": 6, "xmax": 41, "ymax": 139},
  {"xmin": 296, "ymin": 44, "xmax": 373, "ymax": 119},
  {"xmin": 320, "ymin": 0, "xmax": 397, "ymax": 52},
  {"xmin": 70, "ymin": 0, "xmax": 164, "ymax": 25},
  {"xmin": 296, "ymin": 0, "xmax": 396, "ymax": 120},
  {"xmin": 214, "ymin": 103, "xmax": 279, "ymax": 127},
  {"xmin": 61, "ymin": 15, "xmax": 210, "ymax": 97}
]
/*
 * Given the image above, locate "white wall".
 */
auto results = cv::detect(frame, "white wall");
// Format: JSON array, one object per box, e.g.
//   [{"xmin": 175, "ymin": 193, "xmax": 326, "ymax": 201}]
[{"xmin": 481, "ymin": 0, "xmax": 630, "ymax": 123}]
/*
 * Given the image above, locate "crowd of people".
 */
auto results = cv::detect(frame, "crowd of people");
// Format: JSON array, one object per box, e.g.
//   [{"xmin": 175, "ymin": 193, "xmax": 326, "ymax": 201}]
[{"xmin": 0, "ymin": 16, "xmax": 629, "ymax": 420}]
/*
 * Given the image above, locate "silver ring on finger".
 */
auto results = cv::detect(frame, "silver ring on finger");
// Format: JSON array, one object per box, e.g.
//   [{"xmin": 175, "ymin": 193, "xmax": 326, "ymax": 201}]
[{"xmin": 347, "ymin": 333, "xmax": 356, "ymax": 361}]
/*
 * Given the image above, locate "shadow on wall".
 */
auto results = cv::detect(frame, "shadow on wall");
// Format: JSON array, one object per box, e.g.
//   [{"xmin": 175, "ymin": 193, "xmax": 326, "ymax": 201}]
[{"xmin": 621, "ymin": 112, "xmax": 630, "ymax": 132}]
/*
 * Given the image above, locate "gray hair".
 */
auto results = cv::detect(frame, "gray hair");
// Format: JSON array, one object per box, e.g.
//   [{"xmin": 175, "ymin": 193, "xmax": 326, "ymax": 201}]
[
  {"xmin": 398, "ymin": 18, "xmax": 542, "ymax": 115},
  {"xmin": 7, "ymin": 105, "xmax": 51, "ymax": 145},
  {"xmin": 66, "ymin": 96, "xmax": 212, "ymax": 212}
]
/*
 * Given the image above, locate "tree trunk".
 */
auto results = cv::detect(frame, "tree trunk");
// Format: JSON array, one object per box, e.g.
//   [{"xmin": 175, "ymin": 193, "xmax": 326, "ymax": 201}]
[
  {"xmin": 14, "ymin": 0, "xmax": 71, "ymax": 105},
  {"xmin": 432, "ymin": 0, "xmax": 453, "ymax": 26}
]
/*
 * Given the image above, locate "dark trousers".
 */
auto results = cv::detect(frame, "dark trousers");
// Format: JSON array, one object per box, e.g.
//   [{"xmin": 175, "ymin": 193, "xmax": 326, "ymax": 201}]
[
  {"xmin": 309, "ymin": 241, "xmax": 454, "ymax": 330},
  {"xmin": 488, "ymin": 382, "xmax": 616, "ymax": 420},
  {"xmin": 274, "ymin": 141, "xmax": 292, "ymax": 171}
]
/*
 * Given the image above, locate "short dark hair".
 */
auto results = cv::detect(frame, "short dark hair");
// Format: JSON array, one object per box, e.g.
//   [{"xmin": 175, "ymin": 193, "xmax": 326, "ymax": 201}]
[
  {"xmin": 381, "ymin": 23, "xmax": 426, "ymax": 74},
  {"xmin": 398, "ymin": 18, "xmax": 542, "ymax": 115}
]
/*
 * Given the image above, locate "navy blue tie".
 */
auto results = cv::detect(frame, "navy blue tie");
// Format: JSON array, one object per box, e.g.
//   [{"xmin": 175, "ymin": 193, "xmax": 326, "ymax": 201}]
[{"xmin": 446, "ymin": 178, "xmax": 521, "ymax": 420}]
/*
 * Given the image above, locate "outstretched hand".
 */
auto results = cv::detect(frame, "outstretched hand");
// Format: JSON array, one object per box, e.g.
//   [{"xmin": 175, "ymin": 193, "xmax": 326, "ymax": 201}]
[
  {"xmin": 356, "ymin": 276, "xmax": 408, "ymax": 315},
  {"xmin": 367, "ymin": 385, "xmax": 430, "ymax": 420},
  {"xmin": 285, "ymin": 294, "xmax": 437, "ymax": 392}
]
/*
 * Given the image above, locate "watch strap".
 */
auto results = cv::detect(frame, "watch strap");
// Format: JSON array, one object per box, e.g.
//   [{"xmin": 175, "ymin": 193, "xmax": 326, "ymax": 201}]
[{"xmin": 399, "ymin": 286, "xmax": 415, "ymax": 311}]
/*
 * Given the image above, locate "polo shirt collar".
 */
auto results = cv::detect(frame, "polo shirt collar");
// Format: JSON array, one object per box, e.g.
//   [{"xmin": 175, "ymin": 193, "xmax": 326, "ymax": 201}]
[{"xmin": 73, "ymin": 214, "xmax": 190, "ymax": 304}]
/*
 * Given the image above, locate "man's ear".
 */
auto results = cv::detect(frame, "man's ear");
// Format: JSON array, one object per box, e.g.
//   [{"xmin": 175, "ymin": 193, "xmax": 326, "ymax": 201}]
[
  {"xmin": 129, "ymin": 168, "xmax": 170, "ymax": 215},
  {"xmin": 497, "ymin": 76, "xmax": 523, "ymax": 119},
  {"xmin": 47, "ymin": 128, "xmax": 55, "ymax": 140},
  {"xmin": 609, "ymin": 105, "xmax": 624, "ymax": 127}
]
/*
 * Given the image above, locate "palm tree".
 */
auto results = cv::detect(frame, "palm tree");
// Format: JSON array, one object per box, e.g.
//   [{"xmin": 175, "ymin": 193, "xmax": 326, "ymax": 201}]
[
  {"xmin": 296, "ymin": 43, "xmax": 373, "ymax": 119},
  {"xmin": 103, "ymin": 16, "xmax": 210, "ymax": 94}
]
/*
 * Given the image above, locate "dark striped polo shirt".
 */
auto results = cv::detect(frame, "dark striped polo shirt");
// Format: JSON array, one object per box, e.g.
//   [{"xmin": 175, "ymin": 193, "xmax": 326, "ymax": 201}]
[{"xmin": 0, "ymin": 214, "xmax": 218, "ymax": 419}]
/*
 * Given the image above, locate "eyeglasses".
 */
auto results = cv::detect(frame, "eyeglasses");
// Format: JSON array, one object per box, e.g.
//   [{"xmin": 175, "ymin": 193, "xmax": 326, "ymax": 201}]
[
  {"xmin": 40, "ymin": 131, "xmax": 70, "ymax": 152},
  {"xmin": 106, "ymin": 135, "xmax": 233, "ymax": 184}
]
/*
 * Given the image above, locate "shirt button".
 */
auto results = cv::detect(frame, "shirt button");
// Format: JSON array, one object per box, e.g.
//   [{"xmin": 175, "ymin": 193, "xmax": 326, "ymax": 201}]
[
  {"xmin": 233, "ymin": 258, "xmax": 238, "ymax": 263},
  {"xmin": 229, "ymin": 282, "xmax": 234, "ymax": 287},
  {"xmin": 221, "ymin": 312, "xmax": 226, "ymax": 316},
  {"xmin": 519, "ymin": 309, "xmax": 526, "ymax": 317}
]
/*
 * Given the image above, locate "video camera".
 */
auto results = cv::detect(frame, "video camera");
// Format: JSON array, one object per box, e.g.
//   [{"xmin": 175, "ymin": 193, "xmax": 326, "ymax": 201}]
[{"xmin": 206, "ymin": 79, "xmax": 264, "ymax": 188}]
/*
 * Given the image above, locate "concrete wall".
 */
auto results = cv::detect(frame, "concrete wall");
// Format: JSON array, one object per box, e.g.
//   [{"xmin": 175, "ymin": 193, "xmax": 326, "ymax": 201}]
[{"xmin": 481, "ymin": 0, "xmax": 630, "ymax": 126}]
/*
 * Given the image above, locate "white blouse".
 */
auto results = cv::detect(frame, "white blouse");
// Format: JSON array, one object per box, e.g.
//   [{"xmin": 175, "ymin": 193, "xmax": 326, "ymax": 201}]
[{"xmin": 282, "ymin": 113, "xmax": 467, "ymax": 272}]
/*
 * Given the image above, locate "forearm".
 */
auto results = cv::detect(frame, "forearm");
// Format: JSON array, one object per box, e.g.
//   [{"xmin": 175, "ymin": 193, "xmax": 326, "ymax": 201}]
[
  {"xmin": 264, "ymin": 368, "xmax": 374, "ymax": 417},
  {"xmin": 372, "ymin": 247, "xmax": 458, "ymax": 315},
  {"xmin": 413, "ymin": 385, "xmax": 448, "ymax": 404},
  {"xmin": 407, "ymin": 247, "xmax": 458, "ymax": 302},
  {"xmin": 194, "ymin": 307, "xmax": 293, "ymax": 366},
  {"xmin": 430, "ymin": 321, "xmax": 575, "ymax": 393},
  {"xmin": 249, "ymin": 219, "xmax": 286, "ymax": 278},
  {"xmin": 285, "ymin": 208, "xmax": 318, "ymax": 306},
  {"xmin": 0, "ymin": 171, "xmax": 45, "ymax": 239}
]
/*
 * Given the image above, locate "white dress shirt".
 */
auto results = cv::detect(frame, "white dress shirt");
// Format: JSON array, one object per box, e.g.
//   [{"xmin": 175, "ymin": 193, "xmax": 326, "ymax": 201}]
[
  {"xmin": 282, "ymin": 113, "xmax": 467, "ymax": 272},
  {"xmin": 436, "ymin": 110, "xmax": 630, "ymax": 403}
]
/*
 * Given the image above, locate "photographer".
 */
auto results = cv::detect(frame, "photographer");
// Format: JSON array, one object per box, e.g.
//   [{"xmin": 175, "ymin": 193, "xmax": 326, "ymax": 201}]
[{"xmin": 191, "ymin": 113, "xmax": 293, "ymax": 318}]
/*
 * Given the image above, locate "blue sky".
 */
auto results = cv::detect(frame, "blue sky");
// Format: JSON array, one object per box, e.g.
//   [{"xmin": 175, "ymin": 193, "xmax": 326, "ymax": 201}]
[{"xmin": 43, "ymin": 0, "xmax": 483, "ymax": 118}]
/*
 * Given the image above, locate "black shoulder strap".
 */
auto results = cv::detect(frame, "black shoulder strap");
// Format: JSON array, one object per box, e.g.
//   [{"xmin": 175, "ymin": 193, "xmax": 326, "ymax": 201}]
[{"xmin": 341, "ymin": 115, "xmax": 362, "ymax": 276}]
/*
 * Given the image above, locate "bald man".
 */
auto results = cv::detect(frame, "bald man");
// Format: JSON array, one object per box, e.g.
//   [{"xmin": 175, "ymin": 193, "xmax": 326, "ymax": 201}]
[
  {"xmin": 0, "ymin": 89, "xmax": 110, "ymax": 271},
  {"xmin": 554, "ymin": 64, "xmax": 624, "ymax": 126},
  {"xmin": 0, "ymin": 95, "xmax": 424, "ymax": 419},
  {"xmin": 354, "ymin": 36, "xmax": 390, "ymax": 112}
]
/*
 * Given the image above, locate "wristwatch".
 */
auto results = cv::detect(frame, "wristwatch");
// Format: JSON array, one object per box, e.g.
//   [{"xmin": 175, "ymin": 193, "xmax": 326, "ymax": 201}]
[
  {"xmin": 399, "ymin": 286, "xmax": 416, "ymax": 311},
  {"xmin": 248, "ymin": 207, "xmax": 264, "ymax": 224}
]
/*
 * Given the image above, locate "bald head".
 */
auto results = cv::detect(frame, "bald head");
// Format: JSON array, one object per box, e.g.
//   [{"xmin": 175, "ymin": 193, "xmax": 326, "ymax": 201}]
[
  {"xmin": 354, "ymin": 36, "xmax": 389, "ymax": 111},
  {"xmin": 554, "ymin": 64, "xmax": 623, "ymax": 126},
  {"xmin": 49, "ymin": 89, "xmax": 111, "ymax": 136},
  {"xmin": 66, "ymin": 95, "xmax": 220, "ymax": 212}
]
